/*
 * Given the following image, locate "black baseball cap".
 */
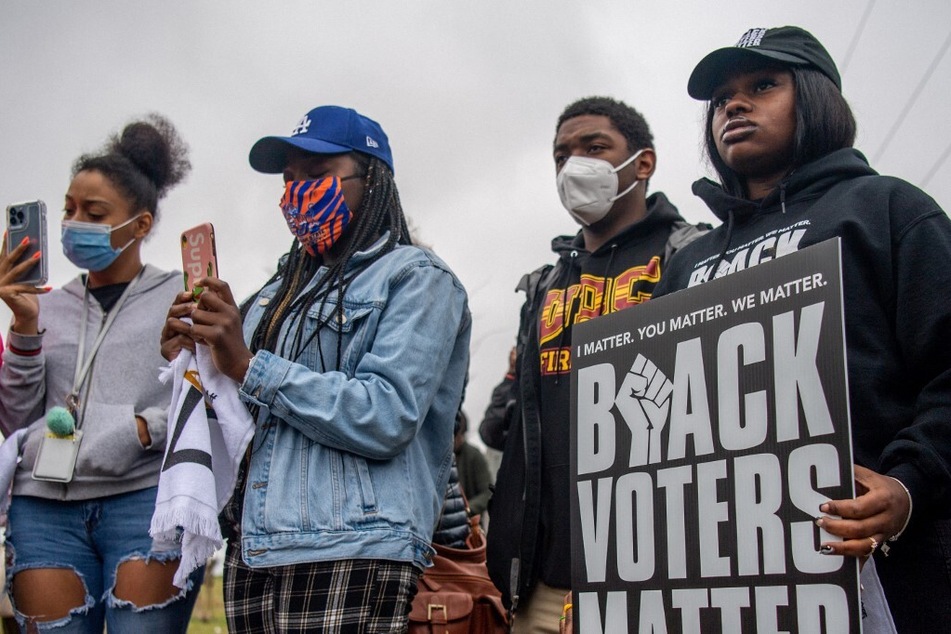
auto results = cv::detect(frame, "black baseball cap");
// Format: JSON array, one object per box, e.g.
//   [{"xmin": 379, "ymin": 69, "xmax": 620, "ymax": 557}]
[{"xmin": 688, "ymin": 26, "xmax": 841, "ymax": 100}]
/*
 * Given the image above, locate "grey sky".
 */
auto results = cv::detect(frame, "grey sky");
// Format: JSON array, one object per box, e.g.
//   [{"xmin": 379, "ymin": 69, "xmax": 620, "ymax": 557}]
[{"xmin": 2, "ymin": 1, "xmax": 949, "ymax": 442}]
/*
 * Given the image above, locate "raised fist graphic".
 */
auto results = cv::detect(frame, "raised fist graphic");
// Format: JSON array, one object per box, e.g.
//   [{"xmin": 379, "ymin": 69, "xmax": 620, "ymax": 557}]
[{"xmin": 614, "ymin": 353, "xmax": 672, "ymax": 467}]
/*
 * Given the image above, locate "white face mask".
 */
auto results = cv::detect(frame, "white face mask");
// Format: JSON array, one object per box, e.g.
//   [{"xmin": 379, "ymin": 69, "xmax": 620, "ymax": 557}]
[{"xmin": 556, "ymin": 149, "xmax": 644, "ymax": 226}]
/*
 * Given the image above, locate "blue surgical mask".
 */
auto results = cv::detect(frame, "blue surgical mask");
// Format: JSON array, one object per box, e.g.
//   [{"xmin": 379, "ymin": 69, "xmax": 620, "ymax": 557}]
[{"xmin": 61, "ymin": 215, "xmax": 140, "ymax": 272}]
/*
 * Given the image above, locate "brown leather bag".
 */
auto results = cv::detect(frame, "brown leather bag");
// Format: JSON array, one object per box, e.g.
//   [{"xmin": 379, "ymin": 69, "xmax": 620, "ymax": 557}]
[{"xmin": 409, "ymin": 514, "xmax": 509, "ymax": 633}]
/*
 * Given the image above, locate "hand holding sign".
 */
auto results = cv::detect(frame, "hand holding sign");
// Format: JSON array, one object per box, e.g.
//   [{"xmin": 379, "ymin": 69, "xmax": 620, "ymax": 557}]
[
  {"xmin": 615, "ymin": 354, "xmax": 672, "ymax": 467},
  {"xmin": 817, "ymin": 464, "xmax": 912, "ymax": 563}
]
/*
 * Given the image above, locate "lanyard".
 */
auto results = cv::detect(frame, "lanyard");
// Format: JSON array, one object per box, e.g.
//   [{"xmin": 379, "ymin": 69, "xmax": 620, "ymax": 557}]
[{"xmin": 65, "ymin": 268, "xmax": 145, "ymax": 419}]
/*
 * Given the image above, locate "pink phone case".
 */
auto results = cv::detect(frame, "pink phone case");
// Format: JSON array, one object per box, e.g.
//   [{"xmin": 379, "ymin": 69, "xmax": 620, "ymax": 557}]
[{"xmin": 181, "ymin": 223, "xmax": 218, "ymax": 295}]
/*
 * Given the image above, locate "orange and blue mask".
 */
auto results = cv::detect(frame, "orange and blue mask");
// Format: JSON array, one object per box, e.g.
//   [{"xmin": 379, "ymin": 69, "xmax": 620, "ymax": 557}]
[{"xmin": 280, "ymin": 178, "xmax": 354, "ymax": 256}]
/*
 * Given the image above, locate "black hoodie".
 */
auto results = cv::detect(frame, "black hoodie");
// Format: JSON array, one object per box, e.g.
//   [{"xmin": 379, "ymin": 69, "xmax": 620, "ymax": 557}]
[
  {"xmin": 487, "ymin": 192, "xmax": 706, "ymax": 607},
  {"xmin": 656, "ymin": 149, "xmax": 951, "ymax": 628}
]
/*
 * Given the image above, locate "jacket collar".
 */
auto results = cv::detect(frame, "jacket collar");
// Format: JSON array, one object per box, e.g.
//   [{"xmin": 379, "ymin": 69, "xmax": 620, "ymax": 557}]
[
  {"xmin": 550, "ymin": 191, "xmax": 684, "ymax": 266},
  {"xmin": 693, "ymin": 148, "xmax": 878, "ymax": 222},
  {"xmin": 62, "ymin": 263, "xmax": 170, "ymax": 300}
]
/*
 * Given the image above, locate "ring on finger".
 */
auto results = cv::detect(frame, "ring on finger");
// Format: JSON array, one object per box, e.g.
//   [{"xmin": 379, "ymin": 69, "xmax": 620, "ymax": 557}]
[{"xmin": 867, "ymin": 537, "xmax": 879, "ymax": 556}]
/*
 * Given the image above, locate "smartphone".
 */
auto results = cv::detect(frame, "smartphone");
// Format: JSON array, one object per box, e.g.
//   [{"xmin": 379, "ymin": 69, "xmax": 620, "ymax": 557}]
[
  {"xmin": 5, "ymin": 200, "xmax": 48, "ymax": 286},
  {"xmin": 181, "ymin": 222, "xmax": 218, "ymax": 297}
]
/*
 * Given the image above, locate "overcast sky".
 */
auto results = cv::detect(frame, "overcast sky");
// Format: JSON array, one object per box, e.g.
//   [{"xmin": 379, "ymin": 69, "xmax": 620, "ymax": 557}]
[{"xmin": 2, "ymin": 1, "xmax": 949, "ymax": 445}]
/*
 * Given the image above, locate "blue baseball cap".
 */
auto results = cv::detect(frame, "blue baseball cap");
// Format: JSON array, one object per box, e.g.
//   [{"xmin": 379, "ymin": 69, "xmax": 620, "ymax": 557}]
[{"xmin": 249, "ymin": 105, "xmax": 394, "ymax": 174}]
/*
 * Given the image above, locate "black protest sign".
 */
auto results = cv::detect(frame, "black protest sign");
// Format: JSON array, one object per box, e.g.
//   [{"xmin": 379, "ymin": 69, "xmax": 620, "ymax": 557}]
[{"xmin": 569, "ymin": 239, "xmax": 858, "ymax": 633}]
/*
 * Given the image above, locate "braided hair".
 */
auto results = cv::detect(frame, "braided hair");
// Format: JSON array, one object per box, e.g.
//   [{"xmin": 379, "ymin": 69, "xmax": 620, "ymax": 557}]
[{"xmin": 244, "ymin": 153, "xmax": 412, "ymax": 370}]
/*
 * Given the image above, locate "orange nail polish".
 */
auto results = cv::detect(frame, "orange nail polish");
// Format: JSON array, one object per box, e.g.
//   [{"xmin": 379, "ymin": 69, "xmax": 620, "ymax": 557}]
[
  {"xmin": 20, "ymin": 237, "xmax": 30, "ymax": 247},
  {"xmin": 32, "ymin": 251, "xmax": 42, "ymax": 260}
]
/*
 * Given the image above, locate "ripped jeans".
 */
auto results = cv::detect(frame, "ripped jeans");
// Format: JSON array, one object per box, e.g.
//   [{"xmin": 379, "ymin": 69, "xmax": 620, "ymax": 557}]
[{"xmin": 5, "ymin": 487, "xmax": 203, "ymax": 632}]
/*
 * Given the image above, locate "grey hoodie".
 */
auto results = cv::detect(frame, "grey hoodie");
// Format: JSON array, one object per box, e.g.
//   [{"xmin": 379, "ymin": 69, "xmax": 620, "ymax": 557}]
[{"xmin": 0, "ymin": 264, "xmax": 181, "ymax": 500}]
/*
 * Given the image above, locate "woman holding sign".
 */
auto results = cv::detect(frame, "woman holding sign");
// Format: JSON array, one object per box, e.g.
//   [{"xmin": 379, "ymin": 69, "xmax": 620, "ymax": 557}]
[
  {"xmin": 655, "ymin": 26, "xmax": 951, "ymax": 629},
  {"xmin": 0, "ymin": 115, "xmax": 202, "ymax": 632}
]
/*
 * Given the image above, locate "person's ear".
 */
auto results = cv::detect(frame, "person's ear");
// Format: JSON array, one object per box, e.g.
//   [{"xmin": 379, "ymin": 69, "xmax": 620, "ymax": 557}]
[
  {"xmin": 635, "ymin": 148, "xmax": 657, "ymax": 181},
  {"xmin": 133, "ymin": 211, "xmax": 153, "ymax": 239}
]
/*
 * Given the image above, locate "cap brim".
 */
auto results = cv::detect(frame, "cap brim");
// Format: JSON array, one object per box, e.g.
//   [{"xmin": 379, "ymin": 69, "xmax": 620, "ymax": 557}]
[
  {"xmin": 688, "ymin": 47, "xmax": 809, "ymax": 100},
  {"xmin": 248, "ymin": 136, "xmax": 352, "ymax": 174}
]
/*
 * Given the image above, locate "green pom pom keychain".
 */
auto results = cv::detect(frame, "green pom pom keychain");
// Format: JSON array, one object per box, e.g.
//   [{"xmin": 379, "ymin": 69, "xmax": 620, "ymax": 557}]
[{"xmin": 46, "ymin": 406, "xmax": 76, "ymax": 437}]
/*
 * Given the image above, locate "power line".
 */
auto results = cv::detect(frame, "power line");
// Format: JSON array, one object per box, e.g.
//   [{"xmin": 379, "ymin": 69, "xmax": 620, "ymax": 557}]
[
  {"xmin": 872, "ymin": 30, "xmax": 951, "ymax": 163},
  {"xmin": 920, "ymin": 139, "xmax": 951, "ymax": 189},
  {"xmin": 840, "ymin": 0, "xmax": 876, "ymax": 75}
]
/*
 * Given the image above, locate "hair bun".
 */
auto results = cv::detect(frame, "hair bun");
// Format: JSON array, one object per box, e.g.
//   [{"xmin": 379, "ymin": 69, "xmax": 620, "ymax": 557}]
[{"xmin": 111, "ymin": 113, "xmax": 191, "ymax": 199}]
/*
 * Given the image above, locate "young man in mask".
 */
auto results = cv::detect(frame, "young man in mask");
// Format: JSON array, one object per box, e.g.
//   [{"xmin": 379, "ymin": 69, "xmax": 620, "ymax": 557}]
[{"xmin": 486, "ymin": 96, "xmax": 707, "ymax": 633}]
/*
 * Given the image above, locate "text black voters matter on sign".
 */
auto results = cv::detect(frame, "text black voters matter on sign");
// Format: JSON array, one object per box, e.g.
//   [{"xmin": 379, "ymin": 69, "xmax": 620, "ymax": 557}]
[{"xmin": 569, "ymin": 239, "xmax": 859, "ymax": 633}]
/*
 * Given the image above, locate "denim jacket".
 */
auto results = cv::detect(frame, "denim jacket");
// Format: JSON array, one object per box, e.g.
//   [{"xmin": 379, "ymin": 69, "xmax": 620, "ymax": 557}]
[{"xmin": 237, "ymin": 235, "xmax": 471, "ymax": 570}]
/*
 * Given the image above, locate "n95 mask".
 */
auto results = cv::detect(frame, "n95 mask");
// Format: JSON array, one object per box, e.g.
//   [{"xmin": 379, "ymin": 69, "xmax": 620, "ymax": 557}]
[{"xmin": 556, "ymin": 149, "xmax": 644, "ymax": 226}]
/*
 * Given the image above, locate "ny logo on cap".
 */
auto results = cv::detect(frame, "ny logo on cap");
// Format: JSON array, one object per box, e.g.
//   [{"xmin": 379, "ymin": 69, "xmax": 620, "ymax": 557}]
[
  {"xmin": 735, "ymin": 28, "xmax": 767, "ymax": 48},
  {"xmin": 365, "ymin": 136, "xmax": 379, "ymax": 149},
  {"xmin": 291, "ymin": 115, "xmax": 311, "ymax": 136}
]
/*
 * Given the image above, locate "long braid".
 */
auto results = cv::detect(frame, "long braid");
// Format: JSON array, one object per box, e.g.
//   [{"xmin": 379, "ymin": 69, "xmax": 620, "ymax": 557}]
[{"xmin": 250, "ymin": 154, "xmax": 412, "ymax": 369}]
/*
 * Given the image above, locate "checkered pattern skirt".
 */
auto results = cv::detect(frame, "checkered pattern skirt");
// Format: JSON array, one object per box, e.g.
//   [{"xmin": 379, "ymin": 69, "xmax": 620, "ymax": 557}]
[{"xmin": 224, "ymin": 539, "xmax": 420, "ymax": 633}]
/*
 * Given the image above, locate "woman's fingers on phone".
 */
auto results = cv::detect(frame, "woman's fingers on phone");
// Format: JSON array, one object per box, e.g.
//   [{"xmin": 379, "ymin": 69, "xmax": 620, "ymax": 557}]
[
  {"xmin": 12, "ymin": 284, "xmax": 49, "ymax": 295},
  {"xmin": 0, "ymin": 241, "xmax": 39, "ymax": 287},
  {"xmin": 8, "ymin": 252, "xmax": 40, "ymax": 277},
  {"xmin": 196, "ymin": 277, "xmax": 237, "ymax": 307},
  {"xmin": 0, "ymin": 238, "xmax": 25, "ymax": 269},
  {"xmin": 0, "ymin": 243, "xmax": 50, "ymax": 296},
  {"xmin": 196, "ymin": 288, "xmax": 234, "ymax": 314},
  {"xmin": 167, "ymin": 300, "xmax": 195, "ymax": 320},
  {"xmin": 0, "ymin": 283, "xmax": 49, "ymax": 298}
]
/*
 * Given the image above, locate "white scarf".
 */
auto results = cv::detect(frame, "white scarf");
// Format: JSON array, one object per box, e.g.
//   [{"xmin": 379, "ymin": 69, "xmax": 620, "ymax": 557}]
[{"xmin": 151, "ymin": 345, "xmax": 254, "ymax": 588}]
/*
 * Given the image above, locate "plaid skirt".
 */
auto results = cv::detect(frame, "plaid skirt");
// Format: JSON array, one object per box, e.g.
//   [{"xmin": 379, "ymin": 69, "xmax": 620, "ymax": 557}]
[{"xmin": 224, "ymin": 538, "xmax": 420, "ymax": 633}]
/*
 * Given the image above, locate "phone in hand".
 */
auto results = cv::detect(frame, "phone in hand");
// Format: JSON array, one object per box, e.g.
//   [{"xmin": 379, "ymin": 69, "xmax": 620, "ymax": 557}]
[
  {"xmin": 181, "ymin": 223, "xmax": 218, "ymax": 298},
  {"xmin": 5, "ymin": 200, "xmax": 48, "ymax": 286}
]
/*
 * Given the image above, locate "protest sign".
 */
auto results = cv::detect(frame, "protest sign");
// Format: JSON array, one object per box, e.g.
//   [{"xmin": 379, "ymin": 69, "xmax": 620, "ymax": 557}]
[{"xmin": 569, "ymin": 239, "xmax": 859, "ymax": 633}]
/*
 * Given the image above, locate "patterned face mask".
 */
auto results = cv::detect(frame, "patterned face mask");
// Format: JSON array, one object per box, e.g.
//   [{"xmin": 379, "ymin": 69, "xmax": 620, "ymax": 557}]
[{"xmin": 279, "ymin": 176, "xmax": 358, "ymax": 255}]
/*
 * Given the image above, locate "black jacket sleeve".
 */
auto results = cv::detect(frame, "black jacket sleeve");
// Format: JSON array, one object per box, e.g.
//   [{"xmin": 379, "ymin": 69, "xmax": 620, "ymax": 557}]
[{"xmin": 478, "ymin": 375, "xmax": 516, "ymax": 451}]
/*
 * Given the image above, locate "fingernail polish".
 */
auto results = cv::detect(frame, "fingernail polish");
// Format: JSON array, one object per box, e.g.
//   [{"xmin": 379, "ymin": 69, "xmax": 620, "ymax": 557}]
[
  {"xmin": 20, "ymin": 237, "xmax": 30, "ymax": 246},
  {"xmin": 31, "ymin": 251, "xmax": 41, "ymax": 259}
]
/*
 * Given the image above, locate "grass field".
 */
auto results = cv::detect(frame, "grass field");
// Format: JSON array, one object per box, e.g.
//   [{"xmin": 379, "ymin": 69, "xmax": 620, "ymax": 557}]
[{"xmin": 187, "ymin": 575, "xmax": 227, "ymax": 634}]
